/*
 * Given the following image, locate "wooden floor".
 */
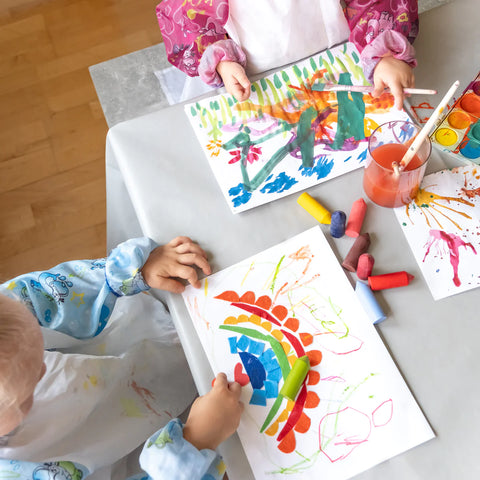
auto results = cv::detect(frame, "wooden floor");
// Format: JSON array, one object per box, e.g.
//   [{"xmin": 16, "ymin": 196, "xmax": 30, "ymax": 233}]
[{"xmin": 0, "ymin": 0, "xmax": 161, "ymax": 281}]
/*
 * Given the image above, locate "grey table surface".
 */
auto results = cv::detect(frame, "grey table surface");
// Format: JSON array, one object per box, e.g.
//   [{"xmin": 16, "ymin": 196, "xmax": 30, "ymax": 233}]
[{"xmin": 104, "ymin": 0, "xmax": 480, "ymax": 478}]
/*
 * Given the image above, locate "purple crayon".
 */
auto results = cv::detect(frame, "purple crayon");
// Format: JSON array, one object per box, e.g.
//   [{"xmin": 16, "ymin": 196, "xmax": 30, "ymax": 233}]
[
  {"xmin": 330, "ymin": 210, "xmax": 346, "ymax": 238},
  {"xmin": 342, "ymin": 233, "xmax": 371, "ymax": 272}
]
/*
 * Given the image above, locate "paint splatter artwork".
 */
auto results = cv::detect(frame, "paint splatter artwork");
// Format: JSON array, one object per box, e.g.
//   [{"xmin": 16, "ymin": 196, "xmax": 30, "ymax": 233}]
[
  {"xmin": 182, "ymin": 227, "xmax": 433, "ymax": 480},
  {"xmin": 185, "ymin": 42, "xmax": 410, "ymax": 213},
  {"xmin": 394, "ymin": 165, "xmax": 480, "ymax": 300}
]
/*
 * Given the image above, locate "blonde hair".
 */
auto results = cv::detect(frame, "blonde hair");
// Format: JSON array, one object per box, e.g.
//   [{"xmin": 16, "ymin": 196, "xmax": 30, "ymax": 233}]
[{"xmin": 0, "ymin": 294, "xmax": 39, "ymax": 412}]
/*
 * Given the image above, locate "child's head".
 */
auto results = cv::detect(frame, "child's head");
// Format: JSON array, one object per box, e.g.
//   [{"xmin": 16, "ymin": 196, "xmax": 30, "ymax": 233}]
[{"xmin": 0, "ymin": 294, "xmax": 46, "ymax": 436}]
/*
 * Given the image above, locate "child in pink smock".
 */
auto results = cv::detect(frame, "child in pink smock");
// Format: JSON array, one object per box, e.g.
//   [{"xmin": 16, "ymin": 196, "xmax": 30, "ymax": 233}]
[{"xmin": 156, "ymin": 0, "xmax": 419, "ymax": 109}]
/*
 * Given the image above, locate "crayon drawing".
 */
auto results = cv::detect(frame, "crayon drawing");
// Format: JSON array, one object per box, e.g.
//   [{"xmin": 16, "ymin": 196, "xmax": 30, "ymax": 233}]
[
  {"xmin": 395, "ymin": 165, "xmax": 480, "ymax": 300},
  {"xmin": 182, "ymin": 227, "xmax": 433, "ymax": 480},
  {"xmin": 185, "ymin": 42, "xmax": 410, "ymax": 213}
]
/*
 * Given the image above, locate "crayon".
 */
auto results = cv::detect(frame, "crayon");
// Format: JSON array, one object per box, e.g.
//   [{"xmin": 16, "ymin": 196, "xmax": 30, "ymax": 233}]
[
  {"xmin": 357, "ymin": 253, "xmax": 375, "ymax": 280},
  {"xmin": 297, "ymin": 192, "xmax": 331, "ymax": 224},
  {"xmin": 342, "ymin": 233, "xmax": 371, "ymax": 272},
  {"xmin": 355, "ymin": 280, "xmax": 387, "ymax": 324},
  {"xmin": 280, "ymin": 355, "xmax": 310, "ymax": 401},
  {"xmin": 330, "ymin": 210, "xmax": 346, "ymax": 238},
  {"xmin": 368, "ymin": 271, "xmax": 415, "ymax": 290},
  {"xmin": 345, "ymin": 198, "xmax": 367, "ymax": 237}
]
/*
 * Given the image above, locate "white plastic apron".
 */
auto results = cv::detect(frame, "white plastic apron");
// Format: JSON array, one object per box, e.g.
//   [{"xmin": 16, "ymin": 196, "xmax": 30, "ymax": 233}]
[
  {"xmin": 0, "ymin": 293, "xmax": 197, "ymax": 474},
  {"xmin": 225, "ymin": 0, "xmax": 351, "ymax": 75}
]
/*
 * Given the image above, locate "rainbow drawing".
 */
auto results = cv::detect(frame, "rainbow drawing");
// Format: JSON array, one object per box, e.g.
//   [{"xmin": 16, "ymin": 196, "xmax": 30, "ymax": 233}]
[{"xmin": 182, "ymin": 227, "xmax": 433, "ymax": 479}]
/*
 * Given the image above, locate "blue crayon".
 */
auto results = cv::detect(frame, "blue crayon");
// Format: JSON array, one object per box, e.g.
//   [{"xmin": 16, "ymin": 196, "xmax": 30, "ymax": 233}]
[
  {"xmin": 330, "ymin": 210, "xmax": 347, "ymax": 238},
  {"xmin": 355, "ymin": 280, "xmax": 387, "ymax": 324}
]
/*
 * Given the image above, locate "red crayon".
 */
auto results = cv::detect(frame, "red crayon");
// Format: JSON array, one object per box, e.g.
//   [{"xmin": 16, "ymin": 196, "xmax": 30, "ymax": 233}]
[
  {"xmin": 357, "ymin": 253, "xmax": 375, "ymax": 280},
  {"xmin": 368, "ymin": 271, "xmax": 415, "ymax": 290},
  {"xmin": 345, "ymin": 198, "xmax": 367, "ymax": 238},
  {"xmin": 342, "ymin": 233, "xmax": 371, "ymax": 272}
]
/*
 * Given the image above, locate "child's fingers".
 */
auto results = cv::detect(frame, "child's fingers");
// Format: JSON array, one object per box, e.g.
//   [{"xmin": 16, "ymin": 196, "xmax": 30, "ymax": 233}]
[
  {"xmin": 172, "ymin": 264, "xmax": 201, "ymax": 288},
  {"xmin": 168, "ymin": 236, "xmax": 194, "ymax": 248},
  {"xmin": 154, "ymin": 277, "xmax": 186, "ymax": 293},
  {"xmin": 232, "ymin": 84, "xmax": 250, "ymax": 102},
  {"xmin": 177, "ymin": 252, "xmax": 211, "ymax": 275},
  {"xmin": 371, "ymin": 81, "xmax": 386, "ymax": 99},
  {"xmin": 228, "ymin": 381, "xmax": 242, "ymax": 397},
  {"xmin": 389, "ymin": 82, "xmax": 405, "ymax": 110},
  {"xmin": 213, "ymin": 372, "xmax": 228, "ymax": 389},
  {"xmin": 175, "ymin": 241, "xmax": 209, "ymax": 260}
]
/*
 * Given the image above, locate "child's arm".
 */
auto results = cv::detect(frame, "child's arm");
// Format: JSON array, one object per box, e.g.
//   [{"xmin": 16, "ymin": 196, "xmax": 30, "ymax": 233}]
[
  {"xmin": 156, "ymin": 0, "xmax": 249, "ymax": 100},
  {"xmin": 139, "ymin": 373, "xmax": 244, "ymax": 480},
  {"xmin": 0, "ymin": 237, "xmax": 210, "ymax": 339},
  {"xmin": 345, "ymin": 0, "xmax": 419, "ymax": 109}
]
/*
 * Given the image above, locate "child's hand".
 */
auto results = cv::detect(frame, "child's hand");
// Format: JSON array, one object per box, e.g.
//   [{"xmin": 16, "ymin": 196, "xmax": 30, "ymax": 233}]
[
  {"xmin": 372, "ymin": 56, "xmax": 415, "ymax": 110},
  {"xmin": 141, "ymin": 236, "xmax": 211, "ymax": 293},
  {"xmin": 217, "ymin": 61, "xmax": 251, "ymax": 102},
  {"xmin": 183, "ymin": 373, "xmax": 244, "ymax": 451}
]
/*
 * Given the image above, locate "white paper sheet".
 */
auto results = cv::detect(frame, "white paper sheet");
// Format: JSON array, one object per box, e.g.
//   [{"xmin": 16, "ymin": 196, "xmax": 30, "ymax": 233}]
[
  {"xmin": 185, "ymin": 42, "xmax": 410, "ymax": 213},
  {"xmin": 394, "ymin": 165, "xmax": 480, "ymax": 300},
  {"xmin": 182, "ymin": 227, "xmax": 434, "ymax": 480}
]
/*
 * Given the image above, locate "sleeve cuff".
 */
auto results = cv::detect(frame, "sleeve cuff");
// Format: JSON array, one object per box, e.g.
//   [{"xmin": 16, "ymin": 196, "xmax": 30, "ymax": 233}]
[
  {"xmin": 105, "ymin": 237, "xmax": 158, "ymax": 296},
  {"xmin": 140, "ymin": 419, "xmax": 225, "ymax": 480},
  {"xmin": 360, "ymin": 30, "xmax": 417, "ymax": 83},
  {"xmin": 198, "ymin": 39, "xmax": 247, "ymax": 87}
]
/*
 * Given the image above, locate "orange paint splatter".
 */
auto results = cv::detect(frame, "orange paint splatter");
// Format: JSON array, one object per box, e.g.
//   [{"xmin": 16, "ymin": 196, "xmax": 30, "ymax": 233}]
[
  {"xmin": 300, "ymin": 332, "xmax": 314, "ymax": 346},
  {"xmin": 130, "ymin": 381, "xmax": 161, "ymax": 417},
  {"xmin": 239, "ymin": 291, "xmax": 256, "ymax": 304},
  {"xmin": 406, "ymin": 188, "xmax": 474, "ymax": 229},
  {"xmin": 307, "ymin": 370, "xmax": 320, "ymax": 385},
  {"xmin": 304, "ymin": 391, "xmax": 321, "ymax": 409},
  {"xmin": 461, "ymin": 186, "xmax": 480, "ymax": 199},
  {"xmin": 307, "ymin": 349, "xmax": 323, "ymax": 366},
  {"xmin": 284, "ymin": 317, "xmax": 299, "ymax": 331},
  {"xmin": 272, "ymin": 304, "xmax": 288, "ymax": 321},
  {"xmin": 215, "ymin": 291, "xmax": 239, "ymax": 302},
  {"xmin": 294, "ymin": 412, "xmax": 312, "ymax": 433},
  {"xmin": 278, "ymin": 429, "xmax": 296, "ymax": 453},
  {"xmin": 255, "ymin": 295, "xmax": 272, "ymax": 309}
]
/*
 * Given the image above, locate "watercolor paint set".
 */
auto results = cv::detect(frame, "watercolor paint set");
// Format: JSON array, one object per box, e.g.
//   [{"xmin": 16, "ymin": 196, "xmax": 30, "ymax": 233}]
[{"xmin": 430, "ymin": 71, "xmax": 480, "ymax": 162}]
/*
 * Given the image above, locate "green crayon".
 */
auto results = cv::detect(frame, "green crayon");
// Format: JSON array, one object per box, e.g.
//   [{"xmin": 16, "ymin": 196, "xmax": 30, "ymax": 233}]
[{"xmin": 279, "ymin": 355, "xmax": 310, "ymax": 401}]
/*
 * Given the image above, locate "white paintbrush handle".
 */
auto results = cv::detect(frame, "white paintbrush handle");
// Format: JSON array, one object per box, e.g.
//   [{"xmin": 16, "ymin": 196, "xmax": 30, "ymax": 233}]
[{"xmin": 399, "ymin": 80, "xmax": 460, "ymax": 170}]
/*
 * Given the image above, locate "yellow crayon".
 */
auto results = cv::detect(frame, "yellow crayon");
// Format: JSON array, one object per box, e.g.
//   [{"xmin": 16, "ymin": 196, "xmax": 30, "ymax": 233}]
[{"xmin": 297, "ymin": 192, "xmax": 331, "ymax": 224}]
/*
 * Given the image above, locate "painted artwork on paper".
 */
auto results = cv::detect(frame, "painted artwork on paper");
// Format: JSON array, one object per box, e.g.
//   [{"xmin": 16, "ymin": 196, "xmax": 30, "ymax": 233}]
[
  {"xmin": 185, "ymin": 42, "xmax": 411, "ymax": 213},
  {"xmin": 182, "ymin": 227, "xmax": 434, "ymax": 480},
  {"xmin": 394, "ymin": 165, "xmax": 480, "ymax": 300}
]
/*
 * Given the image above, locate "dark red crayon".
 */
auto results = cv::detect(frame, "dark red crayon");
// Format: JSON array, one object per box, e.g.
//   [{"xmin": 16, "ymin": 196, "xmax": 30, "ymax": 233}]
[
  {"xmin": 357, "ymin": 253, "xmax": 375, "ymax": 280},
  {"xmin": 368, "ymin": 271, "xmax": 415, "ymax": 290},
  {"xmin": 342, "ymin": 233, "xmax": 371, "ymax": 272}
]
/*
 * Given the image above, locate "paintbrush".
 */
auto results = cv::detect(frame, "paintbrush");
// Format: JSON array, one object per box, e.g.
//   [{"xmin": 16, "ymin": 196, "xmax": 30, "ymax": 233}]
[
  {"xmin": 396, "ymin": 80, "xmax": 460, "ymax": 174},
  {"xmin": 312, "ymin": 83, "xmax": 437, "ymax": 95}
]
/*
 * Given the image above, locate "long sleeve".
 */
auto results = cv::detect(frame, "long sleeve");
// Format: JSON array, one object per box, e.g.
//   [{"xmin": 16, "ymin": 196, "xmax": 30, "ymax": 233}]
[
  {"xmin": 0, "ymin": 459, "xmax": 89, "ymax": 480},
  {"xmin": 156, "ymin": 0, "xmax": 230, "ymax": 78},
  {"xmin": 0, "ymin": 237, "xmax": 157, "ymax": 339},
  {"xmin": 345, "ymin": 0, "xmax": 419, "ymax": 82},
  {"xmin": 139, "ymin": 419, "xmax": 225, "ymax": 480}
]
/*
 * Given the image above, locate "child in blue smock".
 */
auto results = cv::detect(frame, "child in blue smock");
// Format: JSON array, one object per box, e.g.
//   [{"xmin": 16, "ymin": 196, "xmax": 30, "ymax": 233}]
[{"xmin": 0, "ymin": 236, "xmax": 243, "ymax": 480}]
